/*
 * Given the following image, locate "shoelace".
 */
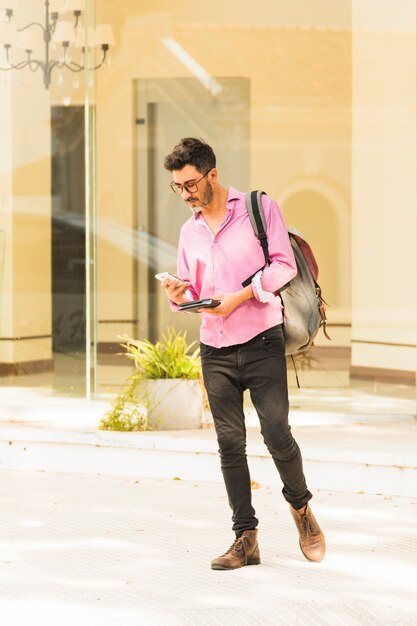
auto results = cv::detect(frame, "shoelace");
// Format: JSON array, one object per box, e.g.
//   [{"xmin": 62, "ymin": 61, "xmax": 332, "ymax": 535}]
[
  {"xmin": 223, "ymin": 537, "xmax": 245, "ymax": 557},
  {"xmin": 301, "ymin": 514, "xmax": 318, "ymax": 538}
]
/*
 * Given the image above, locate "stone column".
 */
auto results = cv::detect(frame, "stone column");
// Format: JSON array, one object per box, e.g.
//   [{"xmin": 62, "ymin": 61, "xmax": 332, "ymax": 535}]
[
  {"xmin": 351, "ymin": 0, "xmax": 416, "ymax": 384},
  {"xmin": 0, "ymin": 68, "xmax": 53, "ymax": 375}
]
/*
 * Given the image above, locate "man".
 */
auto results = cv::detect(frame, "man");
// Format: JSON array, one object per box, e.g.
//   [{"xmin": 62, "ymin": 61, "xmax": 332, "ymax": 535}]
[{"xmin": 161, "ymin": 137, "xmax": 325, "ymax": 570}]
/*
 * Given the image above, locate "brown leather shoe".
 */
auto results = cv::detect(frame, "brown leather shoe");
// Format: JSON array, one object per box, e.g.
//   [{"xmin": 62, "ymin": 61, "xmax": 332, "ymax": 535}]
[
  {"xmin": 289, "ymin": 503, "xmax": 326, "ymax": 562},
  {"xmin": 211, "ymin": 529, "xmax": 261, "ymax": 570}
]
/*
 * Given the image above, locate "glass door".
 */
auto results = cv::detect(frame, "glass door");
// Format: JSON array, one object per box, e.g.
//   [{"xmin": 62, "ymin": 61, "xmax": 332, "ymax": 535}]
[{"xmin": 135, "ymin": 77, "xmax": 250, "ymax": 343}]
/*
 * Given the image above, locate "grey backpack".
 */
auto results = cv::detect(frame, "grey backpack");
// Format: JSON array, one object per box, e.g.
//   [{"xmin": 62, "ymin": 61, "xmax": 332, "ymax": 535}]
[{"xmin": 244, "ymin": 190, "xmax": 330, "ymax": 357}]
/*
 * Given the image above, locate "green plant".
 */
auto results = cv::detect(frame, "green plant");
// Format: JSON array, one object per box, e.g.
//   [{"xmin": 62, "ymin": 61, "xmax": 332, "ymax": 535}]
[
  {"xmin": 99, "ymin": 382, "xmax": 150, "ymax": 432},
  {"xmin": 99, "ymin": 327, "xmax": 202, "ymax": 432},
  {"xmin": 121, "ymin": 326, "xmax": 202, "ymax": 380}
]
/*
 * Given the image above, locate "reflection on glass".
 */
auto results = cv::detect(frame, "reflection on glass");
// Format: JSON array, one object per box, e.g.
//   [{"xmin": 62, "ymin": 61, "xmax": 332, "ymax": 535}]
[
  {"xmin": 93, "ymin": 1, "xmax": 415, "ymax": 414},
  {"xmin": 0, "ymin": 1, "xmax": 414, "ymax": 416},
  {"xmin": 0, "ymin": 1, "xmax": 98, "ymax": 397}
]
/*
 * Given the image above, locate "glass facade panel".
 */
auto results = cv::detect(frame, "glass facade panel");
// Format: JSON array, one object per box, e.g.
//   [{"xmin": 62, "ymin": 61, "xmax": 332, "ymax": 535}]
[
  {"xmin": 92, "ymin": 0, "xmax": 416, "ymax": 415},
  {"xmin": 134, "ymin": 76, "xmax": 250, "ymax": 343},
  {"xmin": 0, "ymin": 0, "xmax": 97, "ymax": 397},
  {"xmin": 0, "ymin": 1, "xmax": 415, "ymax": 417},
  {"xmin": 93, "ymin": 1, "xmax": 353, "ymax": 401}
]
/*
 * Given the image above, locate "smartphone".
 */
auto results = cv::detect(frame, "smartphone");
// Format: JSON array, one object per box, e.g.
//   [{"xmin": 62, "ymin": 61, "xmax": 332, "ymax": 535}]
[
  {"xmin": 155, "ymin": 272, "xmax": 185, "ymax": 284},
  {"xmin": 178, "ymin": 299, "xmax": 221, "ymax": 312}
]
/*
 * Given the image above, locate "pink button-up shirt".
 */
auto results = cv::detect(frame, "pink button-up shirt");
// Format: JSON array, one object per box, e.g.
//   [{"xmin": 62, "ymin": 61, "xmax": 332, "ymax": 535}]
[{"xmin": 173, "ymin": 187, "xmax": 297, "ymax": 348}]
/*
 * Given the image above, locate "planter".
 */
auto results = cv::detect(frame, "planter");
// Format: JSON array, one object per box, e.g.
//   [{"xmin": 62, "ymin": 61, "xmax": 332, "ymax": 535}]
[{"xmin": 139, "ymin": 378, "xmax": 203, "ymax": 430}]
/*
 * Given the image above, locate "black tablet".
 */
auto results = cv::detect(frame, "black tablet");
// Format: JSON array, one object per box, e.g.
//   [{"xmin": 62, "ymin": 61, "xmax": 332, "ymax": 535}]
[{"xmin": 178, "ymin": 299, "xmax": 221, "ymax": 312}]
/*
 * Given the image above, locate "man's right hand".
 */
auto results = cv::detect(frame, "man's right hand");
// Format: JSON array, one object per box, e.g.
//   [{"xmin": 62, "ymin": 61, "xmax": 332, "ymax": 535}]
[{"xmin": 161, "ymin": 277, "xmax": 190, "ymax": 305}]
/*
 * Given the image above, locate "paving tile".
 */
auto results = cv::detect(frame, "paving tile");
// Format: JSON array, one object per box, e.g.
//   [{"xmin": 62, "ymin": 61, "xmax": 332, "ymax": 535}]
[{"xmin": 0, "ymin": 471, "xmax": 416, "ymax": 625}]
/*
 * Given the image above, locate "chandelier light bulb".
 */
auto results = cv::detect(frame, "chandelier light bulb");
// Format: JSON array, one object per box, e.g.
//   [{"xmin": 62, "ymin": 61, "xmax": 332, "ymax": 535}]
[
  {"xmin": 0, "ymin": 22, "xmax": 17, "ymax": 46},
  {"xmin": 49, "ymin": 0, "xmax": 64, "ymax": 13},
  {"xmin": 0, "ymin": 1, "xmax": 114, "ymax": 89},
  {"xmin": 16, "ymin": 28, "xmax": 38, "ymax": 52},
  {"xmin": 74, "ymin": 26, "xmax": 95, "ymax": 48},
  {"xmin": 0, "ymin": 8, "xmax": 14, "ymax": 23},
  {"xmin": 52, "ymin": 21, "xmax": 75, "ymax": 44},
  {"xmin": 94, "ymin": 24, "xmax": 115, "ymax": 46},
  {"xmin": 63, "ymin": 0, "xmax": 84, "ymax": 12},
  {"xmin": 72, "ymin": 77, "xmax": 80, "ymax": 88}
]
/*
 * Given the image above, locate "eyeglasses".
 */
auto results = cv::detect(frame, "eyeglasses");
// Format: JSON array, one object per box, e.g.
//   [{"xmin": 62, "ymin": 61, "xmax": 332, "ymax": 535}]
[{"xmin": 170, "ymin": 169, "xmax": 212, "ymax": 195}]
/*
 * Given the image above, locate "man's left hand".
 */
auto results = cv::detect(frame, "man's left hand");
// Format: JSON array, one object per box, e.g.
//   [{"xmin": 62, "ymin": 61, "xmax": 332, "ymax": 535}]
[{"xmin": 199, "ymin": 292, "xmax": 242, "ymax": 317}]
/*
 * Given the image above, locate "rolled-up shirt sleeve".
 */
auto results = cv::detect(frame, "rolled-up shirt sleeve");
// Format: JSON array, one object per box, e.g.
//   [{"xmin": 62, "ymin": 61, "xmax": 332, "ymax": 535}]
[{"xmin": 251, "ymin": 194, "xmax": 297, "ymax": 301}]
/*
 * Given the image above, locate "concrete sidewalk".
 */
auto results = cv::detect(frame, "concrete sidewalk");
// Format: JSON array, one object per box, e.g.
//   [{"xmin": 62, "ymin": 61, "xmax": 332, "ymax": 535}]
[
  {"xmin": 1, "ymin": 412, "xmax": 417, "ymax": 497},
  {"xmin": 0, "ymin": 470, "xmax": 416, "ymax": 625},
  {"xmin": 0, "ymin": 390, "xmax": 416, "ymax": 623}
]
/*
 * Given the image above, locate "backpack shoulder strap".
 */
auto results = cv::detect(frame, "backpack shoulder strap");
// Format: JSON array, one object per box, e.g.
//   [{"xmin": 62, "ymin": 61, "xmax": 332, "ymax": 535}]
[{"xmin": 246, "ymin": 190, "xmax": 270, "ymax": 265}]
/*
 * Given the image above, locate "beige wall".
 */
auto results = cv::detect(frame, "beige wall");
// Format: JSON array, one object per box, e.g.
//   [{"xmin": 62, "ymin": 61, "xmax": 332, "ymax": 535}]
[
  {"xmin": 0, "ymin": 0, "xmax": 415, "ymax": 388},
  {"xmin": 95, "ymin": 0, "xmax": 352, "ymax": 347},
  {"xmin": 0, "ymin": 48, "xmax": 52, "ymax": 365},
  {"xmin": 95, "ymin": 0, "xmax": 417, "ymax": 375},
  {"xmin": 351, "ymin": 0, "xmax": 416, "ymax": 373}
]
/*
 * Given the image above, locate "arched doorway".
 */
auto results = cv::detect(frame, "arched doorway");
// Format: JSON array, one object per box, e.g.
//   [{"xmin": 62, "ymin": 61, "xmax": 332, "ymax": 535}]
[
  {"xmin": 282, "ymin": 190, "xmax": 342, "ymax": 313},
  {"xmin": 279, "ymin": 183, "xmax": 352, "ymax": 392},
  {"xmin": 279, "ymin": 178, "xmax": 351, "ymax": 327}
]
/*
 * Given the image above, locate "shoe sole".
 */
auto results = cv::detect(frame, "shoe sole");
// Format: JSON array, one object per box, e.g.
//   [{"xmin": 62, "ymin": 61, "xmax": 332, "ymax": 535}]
[{"xmin": 211, "ymin": 558, "xmax": 261, "ymax": 570}]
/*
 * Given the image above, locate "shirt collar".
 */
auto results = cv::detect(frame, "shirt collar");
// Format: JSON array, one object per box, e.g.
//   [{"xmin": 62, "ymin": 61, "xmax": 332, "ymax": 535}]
[
  {"xmin": 226, "ymin": 186, "xmax": 241, "ymax": 205},
  {"xmin": 193, "ymin": 186, "xmax": 240, "ymax": 220}
]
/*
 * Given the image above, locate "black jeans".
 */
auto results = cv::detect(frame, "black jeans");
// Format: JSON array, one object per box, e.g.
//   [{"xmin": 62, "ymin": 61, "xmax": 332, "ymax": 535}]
[{"xmin": 201, "ymin": 324, "xmax": 312, "ymax": 536}]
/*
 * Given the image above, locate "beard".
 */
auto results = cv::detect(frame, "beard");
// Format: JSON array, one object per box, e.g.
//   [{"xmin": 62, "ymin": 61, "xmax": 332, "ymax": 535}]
[
  {"xmin": 185, "ymin": 180, "xmax": 214, "ymax": 213},
  {"xmin": 201, "ymin": 180, "xmax": 213, "ymax": 207}
]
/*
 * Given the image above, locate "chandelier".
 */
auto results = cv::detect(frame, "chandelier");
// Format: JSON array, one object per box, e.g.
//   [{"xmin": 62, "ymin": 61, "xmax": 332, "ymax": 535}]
[{"xmin": 0, "ymin": 1, "xmax": 115, "ymax": 89}]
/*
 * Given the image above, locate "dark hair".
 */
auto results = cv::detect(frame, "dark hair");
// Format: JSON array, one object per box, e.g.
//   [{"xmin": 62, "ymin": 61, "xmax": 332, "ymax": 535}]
[{"xmin": 163, "ymin": 137, "xmax": 216, "ymax": 173}]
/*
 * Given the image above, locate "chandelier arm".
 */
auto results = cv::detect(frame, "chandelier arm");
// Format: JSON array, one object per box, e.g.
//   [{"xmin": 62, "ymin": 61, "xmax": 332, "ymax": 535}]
[
  {"xmin": 17, "ymin": 22, "xmax": 46, "ymax": 34},
  {"xmin": 74, "ymin": 12, "xmax": 81, "ymax": 30},
  {"xmin": 1, "ymin": 4, "xmax": 111, "ymax": 88},
  {"xmin": 47, "ymin": 58, "xmax": 82, "ymax": 72},
  {"xmin": 1, "ymin": 47, "xmax": 32, "ymax": 70},
  {"xmin": 90, "ymin": 60, "xmax": 106, "ymax": 71},
  {"xmin": 67, "ymin": 48, "xmax": 108, "ymax": 72},
  {"xmin": 48, "ymin": 58, "xmax": 65, "ymax": 71},
  {"xmin": 0, "ymin": 61, "xmax": 31, "ymax": 71},
  {"xmin": 64, "ymin": 62, "xmax": 85, "ymax": 72},
  {"xmin": 28, "ymin": 62, "xmax": 43, "ymax": 74},
  {"xmin": 27, "ymin": 59, "xmax": 44, "ymax": 71},
  {"xmin": 87, "ymin": 48, "xmax": 108, "ymax": 71}
]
